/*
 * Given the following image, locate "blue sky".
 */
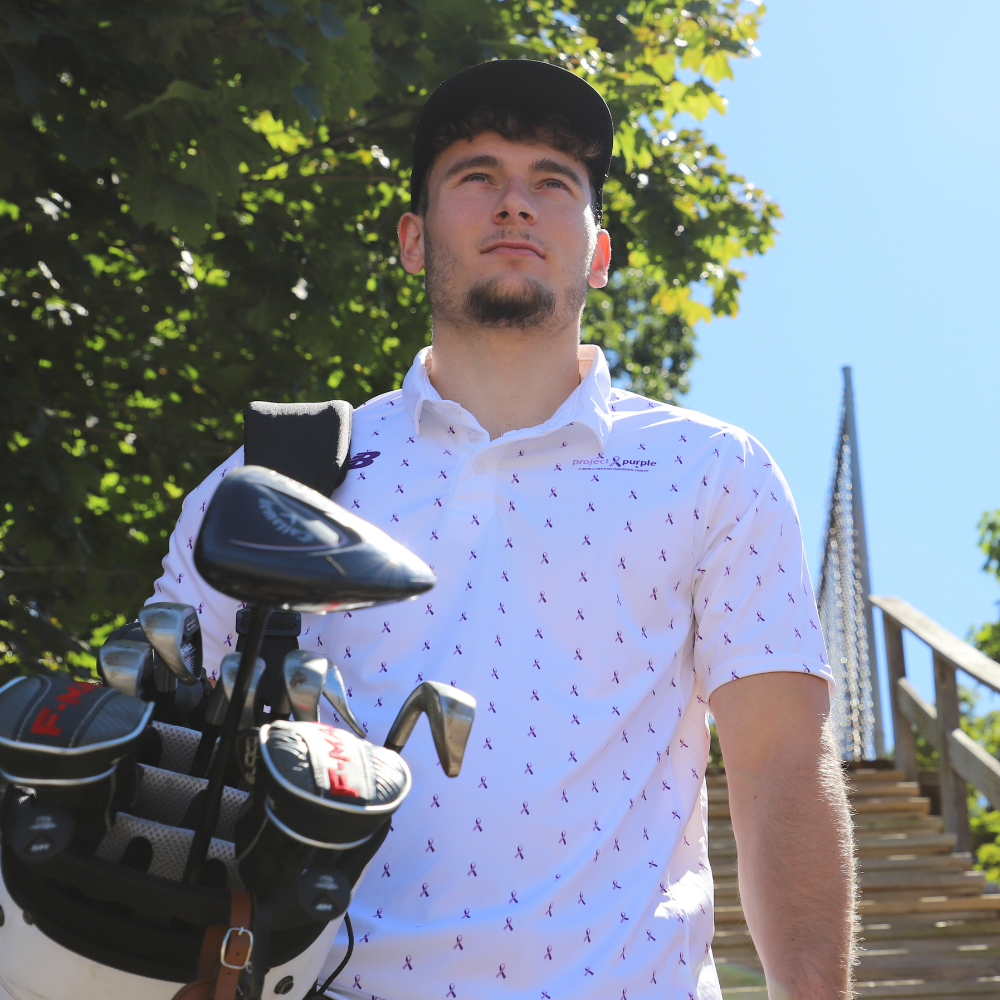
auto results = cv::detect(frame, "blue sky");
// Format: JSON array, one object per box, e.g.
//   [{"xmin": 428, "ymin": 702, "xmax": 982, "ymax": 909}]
[{"xmin": 677, "ymin": 1, "xmax": 1000, "ymax": 734}]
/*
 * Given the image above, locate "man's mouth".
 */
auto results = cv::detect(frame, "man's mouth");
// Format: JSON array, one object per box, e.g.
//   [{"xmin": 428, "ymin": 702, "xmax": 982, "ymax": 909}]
[{"xmin": 481, "ymin": 240, "xmax": 544, "ymax": 258}]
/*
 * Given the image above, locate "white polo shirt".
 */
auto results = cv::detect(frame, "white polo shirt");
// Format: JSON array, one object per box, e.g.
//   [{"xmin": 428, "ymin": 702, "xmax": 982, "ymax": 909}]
[{"xmin": 149, "ymin": 345, "xmax": 831, "ymax": 1000}]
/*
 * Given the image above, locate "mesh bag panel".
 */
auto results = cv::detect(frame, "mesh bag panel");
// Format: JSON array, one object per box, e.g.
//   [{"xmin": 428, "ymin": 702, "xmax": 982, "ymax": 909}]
[
  {"xmin": 96, "ymin": 812, "xmax": 243, "ymax": 889},
  {"xmin": 134, "ymin": 765, "xmax": 247, "ymax": 844},
  {"xmin": 152, "ymin": 721, "xmax": 213, "ymax": 774}
]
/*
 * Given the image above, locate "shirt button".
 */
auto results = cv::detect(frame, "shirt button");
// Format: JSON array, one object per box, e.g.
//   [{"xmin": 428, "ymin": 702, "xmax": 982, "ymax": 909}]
[
  {"xmin": 468, "ymin": 430, "xmax": 482, "ymax": 442},
  {"xmin": 474, "ymin": 462, "xmax": 486, "ymax": 474}
]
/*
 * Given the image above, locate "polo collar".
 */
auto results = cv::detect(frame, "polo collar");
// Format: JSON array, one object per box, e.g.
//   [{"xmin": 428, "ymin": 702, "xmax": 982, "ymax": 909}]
[{"xmin": 401, "ymin": 344, "xmax": 613, "ymax": 449}]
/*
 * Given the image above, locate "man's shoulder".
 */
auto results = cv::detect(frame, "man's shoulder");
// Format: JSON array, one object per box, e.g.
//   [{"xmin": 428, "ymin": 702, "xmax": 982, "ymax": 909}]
[
  {"xmin": 350, "ymin": 389, "xmax": 409, "ymax": 432},
  {"xmin": 607, "ymin": 388, "xmax": 751, "ymax": 450},
  {"xmin": 354, "ymin": 388, "xmax": 406, "ymax": 417}
]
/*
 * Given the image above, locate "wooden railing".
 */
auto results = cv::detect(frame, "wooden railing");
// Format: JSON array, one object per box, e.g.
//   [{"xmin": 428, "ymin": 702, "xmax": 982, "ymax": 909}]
[{"xmin": 872, "ymin": 595, "xmax": 1000, "ymax": 854}]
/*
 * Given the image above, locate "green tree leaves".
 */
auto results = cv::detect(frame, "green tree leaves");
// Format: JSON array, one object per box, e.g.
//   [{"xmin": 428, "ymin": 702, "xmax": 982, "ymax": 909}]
[
  {"xmin": 972, "ymin": 510, "xmax": 1000, "ymax": 663},
  {"xmin": 1, "ymin": 0, "xmax": 780, "ymax": 678}
]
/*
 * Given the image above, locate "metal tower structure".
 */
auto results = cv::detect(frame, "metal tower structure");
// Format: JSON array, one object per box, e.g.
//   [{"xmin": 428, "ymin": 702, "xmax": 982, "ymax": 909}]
[{"xmin": 817, "ymin": 367, "xmax": 886, "ymax": 760}]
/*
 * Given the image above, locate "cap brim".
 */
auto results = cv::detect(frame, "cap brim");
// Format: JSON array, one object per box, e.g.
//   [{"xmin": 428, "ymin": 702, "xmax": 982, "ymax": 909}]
[{"xmin": 411, "ymin": 60, "xmax": 613, "ymax": 215}]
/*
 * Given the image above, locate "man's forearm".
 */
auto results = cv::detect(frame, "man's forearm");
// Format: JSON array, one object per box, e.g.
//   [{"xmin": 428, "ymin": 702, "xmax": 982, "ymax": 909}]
[{"xmin": 727, "ymin": 730, "xmax": 856, "ymax": 999}]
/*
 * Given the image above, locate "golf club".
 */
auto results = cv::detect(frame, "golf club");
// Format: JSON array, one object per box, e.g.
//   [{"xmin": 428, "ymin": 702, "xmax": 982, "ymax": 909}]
[
  {"xmin": 98, "ymin": 638, "xmax": 154, "ymax": 699},
  {"xmin": 322, "ymin": 661, "xmax": 366, "ymax": 738},
  {"xmin": 152, "ymin": 652, "xmax": 177, "ymax": 723},
  {"xmin": 137, "ymin": 603, "xmax": 203, "ymax": 685},
  {"xmin": 221, "ymin": 652, "xmax": 267, "ymax": 730},
  {"xmin": 384, "ymin": 681, "xmax": 477, "ymax": 777},
  {"xmin": 185, "ymin": 466, "xmax": 436, "ymax": 885},
  {"xmin": 188, "ymin": 677, "xmax": 228, "ymax": 779},
  {"xmin": 280, "ymin": 649, "xmax": 327, "ymax": 722}
]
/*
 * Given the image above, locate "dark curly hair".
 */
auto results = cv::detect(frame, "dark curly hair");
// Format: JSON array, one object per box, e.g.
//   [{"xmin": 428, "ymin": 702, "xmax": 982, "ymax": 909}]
[{"xmin": 416, "ymin": 106, "xmax": 604, "ymax": 223}]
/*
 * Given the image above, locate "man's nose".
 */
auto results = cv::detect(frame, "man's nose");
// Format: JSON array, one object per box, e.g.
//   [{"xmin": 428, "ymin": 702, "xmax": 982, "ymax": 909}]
[{"xmin": 492, "ymin": 177, "xmax": 536, "ymax": 225}]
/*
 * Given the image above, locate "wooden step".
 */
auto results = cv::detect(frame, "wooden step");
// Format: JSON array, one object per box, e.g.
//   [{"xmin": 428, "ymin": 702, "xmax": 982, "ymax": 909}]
[
  {"xmin": 862, "ymin": 914, "xmax": 1000, "ymax": 939},
  {"xmin": 859, "ymin": 853, "xmax": 973, "ymax": 874},
  {"xmin": 857, "ymin": 949, "xmax": 1000, "ymax": 981},
  {"xmin": 714, "ymin": 892, "xmax": 1000, "ymax": 925},
  {"xmin": 708, "ymin": 801, "xmax": 936, "ymax": 823},
  {"xmin": 859, "ymin": 932, "xmax": 1000, "ymax": 957},
  {"xmin": 709, "ymin": 764, "xmax": 999, "ymax": 996},
  {"xmin": 854, "ymin": 979, "xmax": 1000, "ymax": 998},
  {"xmin": 711, "ymin": 798, "xmax": 933, "ymax": 821},
  {"xmin": 708, "ymin": 813, "xmax": 945, "ymax": 837},
  {"xmin": 712, "ymin": 871, "xmax": 987, "ymax": 907},
  {"xmin": 855, "ymin": 832, "xmax": 959, "ymax": 857},
  {"xmin": 709, "ymin": 830, "xmax": 959, "ymax": 860},
  {"xmin": 709, "ymin": 851, "xmax": 973, "ymax": 881},
  {"xmin": 708, "ymin": 774, "xmax": 914, "ymax": 804},
  {"xmin": 849, "ymin": 781, "xmax": 922, "ymax": 798},
  {"xmin": 723, "ymin": 981, "xmax": 1000, "ymax": 1000},
  {"xmin": 853, "ymin": 796, "xmax": 931, "ymax": 815},
  {"xmin": 853, "ymin": 814, "xmax": 944, "ymax": 833},
  {"xmin": 860, "ymin": 869, "xmax": 988, "ymax": 894},
  {"xmin": 850, "ymin": 769, "xmax": 909, "ymax": 783},
  {"xmin": 858, "ymin": 892, "xmax": 1000, "ymax": 917},
  {"xmin": 713, "ymin": 916, "xmax": 1000, "ymax": 952}
]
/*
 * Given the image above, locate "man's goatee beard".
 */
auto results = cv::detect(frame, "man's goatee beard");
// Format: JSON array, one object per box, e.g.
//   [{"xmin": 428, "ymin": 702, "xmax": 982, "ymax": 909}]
[{"xmin": 464, "ymin": 276, "xmax": 557, "ymax": 329}]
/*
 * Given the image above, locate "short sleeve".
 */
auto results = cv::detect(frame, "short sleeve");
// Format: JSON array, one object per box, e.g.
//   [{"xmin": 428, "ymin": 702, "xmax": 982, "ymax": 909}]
[
  {"xmin": 146, "ymin": 447, "xmax": 245, "ymax": 679},
  {"xmin": 691, "ymin": 431, "xmax": 833, "ymax": 702}
]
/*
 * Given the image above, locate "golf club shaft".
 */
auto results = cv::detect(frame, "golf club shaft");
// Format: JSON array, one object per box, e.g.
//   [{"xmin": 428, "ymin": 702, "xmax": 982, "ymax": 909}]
[
  {"xmin": 183, "ymin": 604, "xmax": 270, "ymax": 884},
  {"xmin": 189, "ymin": 722, "xmax": 221, "ymax": 778}
]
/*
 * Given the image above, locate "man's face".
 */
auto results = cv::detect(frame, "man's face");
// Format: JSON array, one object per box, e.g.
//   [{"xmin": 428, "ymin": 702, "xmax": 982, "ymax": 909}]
[{"xmin": 399, "ymin": 132, "xmax": 611, "ymax": 331}]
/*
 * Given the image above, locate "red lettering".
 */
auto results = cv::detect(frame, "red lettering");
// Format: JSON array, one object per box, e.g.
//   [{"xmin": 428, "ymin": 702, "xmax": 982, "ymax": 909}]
[
  {"xmin": 327, "ymin": 768, "xmax": 361, "ymax": 798},
  {"xmin": 55, "ymin": 681, "xmax": 95, "ymax": 709},
  {"xmin": 30, "ymin": 708, "xmax": 62, "ymax": 737}
]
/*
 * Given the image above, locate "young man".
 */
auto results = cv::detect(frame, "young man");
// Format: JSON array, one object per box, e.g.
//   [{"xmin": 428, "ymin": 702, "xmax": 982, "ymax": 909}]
[{"xmin": 150, "ymin": 61, "xmax": 854, "ymax": 999}]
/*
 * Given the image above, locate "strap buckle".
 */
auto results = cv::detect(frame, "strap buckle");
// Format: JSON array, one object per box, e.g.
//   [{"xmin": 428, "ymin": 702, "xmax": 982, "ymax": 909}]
[{"xmin": 220, "ymin": 926, "xmax": 254, "ymax": 970}]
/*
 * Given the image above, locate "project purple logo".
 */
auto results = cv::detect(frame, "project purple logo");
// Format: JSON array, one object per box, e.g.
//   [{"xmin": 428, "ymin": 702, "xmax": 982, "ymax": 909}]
[{"xmin": 572, "ymin": 452, "xmax": 656, "ymax": 471}]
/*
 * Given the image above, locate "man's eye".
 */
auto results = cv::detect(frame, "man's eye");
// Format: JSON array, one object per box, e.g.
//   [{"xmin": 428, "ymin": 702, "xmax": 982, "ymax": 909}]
[
  {"xmin": 463, "ymin": 172, "xmax": 490, "ymax": 182},
  {"xmin": 542, "ymin": 179, "xmax": 568, "ymax": 189}
]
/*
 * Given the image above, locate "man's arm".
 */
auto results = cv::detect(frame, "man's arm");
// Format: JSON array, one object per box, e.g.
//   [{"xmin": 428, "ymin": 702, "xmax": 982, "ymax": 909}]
[
  {"xmin": 710, "ymin": 672, "xmax": 856, "ymax": 1000},
  {"xmin": 145, "ymin": 450, "xmax": 244, "ymax": 679}
]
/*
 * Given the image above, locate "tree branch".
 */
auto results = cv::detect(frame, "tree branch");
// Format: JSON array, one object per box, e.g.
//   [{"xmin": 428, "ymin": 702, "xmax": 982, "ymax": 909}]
[
  {"xmin": 265, "ymin": 112, "xmax": 401, "ymax": 170},
  {"xmin": 244, "ymin": 173, "xmax": 393, "ymax": 187}
]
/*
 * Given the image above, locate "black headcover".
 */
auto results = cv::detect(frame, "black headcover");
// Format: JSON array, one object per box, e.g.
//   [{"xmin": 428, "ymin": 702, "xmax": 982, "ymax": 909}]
[
  {"xmin": 244, "ymin": 400, "xmax": 352, "ymax": 498},
  {"xmin": 194, "ymin": 466, "xmax": 435, "ymax": 612},
  {"xmin": 0, "ymin": 676, "xmax": 152, "ymax": 785}
]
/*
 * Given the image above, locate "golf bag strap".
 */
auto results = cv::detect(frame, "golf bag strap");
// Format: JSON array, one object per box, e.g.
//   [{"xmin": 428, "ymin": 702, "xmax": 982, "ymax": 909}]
[
  {"xmin": 243, "ymin": 399, "xmax": 353, "ymax": 497},
  {"xmin": 172, "ymin": 889, "xmax": 252, "ymax": 1000}
]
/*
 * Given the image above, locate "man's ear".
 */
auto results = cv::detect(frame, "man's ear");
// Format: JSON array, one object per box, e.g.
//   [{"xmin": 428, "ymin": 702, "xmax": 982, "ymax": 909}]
[
  {"xmin": 399, "ymin": 212, "xmax": 426, "ymax": 275},
  {"xmin": 588, "ymin": 229, "xmax": 612, "ymax": 289}
]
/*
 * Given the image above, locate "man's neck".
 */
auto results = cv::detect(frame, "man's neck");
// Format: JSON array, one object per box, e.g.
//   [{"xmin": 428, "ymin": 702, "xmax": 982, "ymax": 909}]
[{"xmin": 426, "ymin": 324, "xmax": 582, "ymax": 440}]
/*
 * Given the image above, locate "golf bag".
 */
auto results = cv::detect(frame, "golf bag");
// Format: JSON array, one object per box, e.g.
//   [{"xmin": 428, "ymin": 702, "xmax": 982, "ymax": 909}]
[{"xmin": 0, "ymin": 401, "xmax": 475, "ymax": 1000}]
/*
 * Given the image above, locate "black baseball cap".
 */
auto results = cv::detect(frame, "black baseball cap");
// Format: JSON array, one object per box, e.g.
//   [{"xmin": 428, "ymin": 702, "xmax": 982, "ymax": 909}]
[{"xmin": 410, "ymin": 60, "xmax": 614, "ymax": 217}]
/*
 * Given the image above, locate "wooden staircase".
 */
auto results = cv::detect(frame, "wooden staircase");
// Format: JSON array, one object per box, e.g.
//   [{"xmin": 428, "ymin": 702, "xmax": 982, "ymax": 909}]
[{"xmin": 709, "ymin": 766, "xmax": 1000, "ymax": 998}]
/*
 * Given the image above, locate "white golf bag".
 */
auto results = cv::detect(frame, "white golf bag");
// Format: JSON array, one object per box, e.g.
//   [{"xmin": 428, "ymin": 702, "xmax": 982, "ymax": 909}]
[
  {"xmin": 0, "ymin": 408, "xmax": 474, "ymax": 1000},
  {"xmin": 0, "ymin": 674, "xmax": 411, "ymax": 1000}
]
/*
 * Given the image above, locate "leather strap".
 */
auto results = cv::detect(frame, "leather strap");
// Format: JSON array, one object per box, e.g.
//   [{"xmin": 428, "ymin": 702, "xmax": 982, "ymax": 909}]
[
  {"xmin": 171, "ymin": 890, "xmax": 252, "ymax": 1000},
  {"xmin": 215, "ymin": 890, "xmax": 253, "ymax": 1000}
]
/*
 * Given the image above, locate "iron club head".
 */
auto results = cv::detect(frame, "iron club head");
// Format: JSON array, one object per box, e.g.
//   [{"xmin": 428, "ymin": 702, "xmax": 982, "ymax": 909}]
[
  {"xmin": 138, "ymin": 603, "xmax": 202, "ymax": 684},
  {"xmin": 220, "ymin": 652, "xmax": 266, "ymax": 730},
  {"xmin": 203, "ymin": 671, "xmax": 231, "ymax": 728},
  {"xmin": 384, "ymin": 681, "xmax": 476, "ymax": 778},
  {"xmin": 98, "ymin": 638, "xmax": 154, "ymax": 699},
  {"xmin": 321, "ymin": 662, "xmax": 366, "ymax": 738},
  {"xmin": 280, "ymin": 650, "xmax": 327, "ymax": 723}
]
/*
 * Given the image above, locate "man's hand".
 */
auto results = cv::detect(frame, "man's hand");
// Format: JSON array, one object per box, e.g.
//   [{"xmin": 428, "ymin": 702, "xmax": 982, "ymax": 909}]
[{"xmin": 710, "ymin": 672, "xmax": 856, "ymax": 1000}]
